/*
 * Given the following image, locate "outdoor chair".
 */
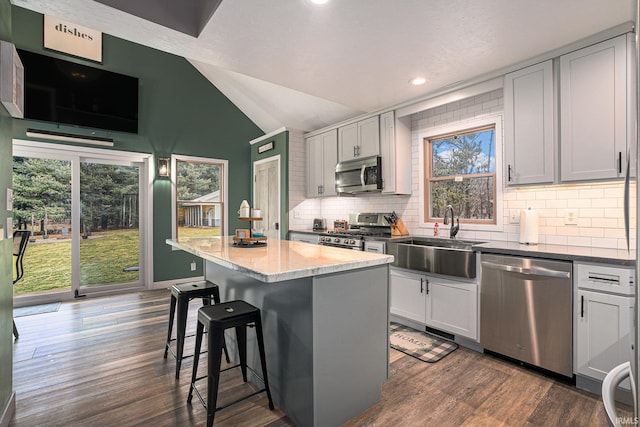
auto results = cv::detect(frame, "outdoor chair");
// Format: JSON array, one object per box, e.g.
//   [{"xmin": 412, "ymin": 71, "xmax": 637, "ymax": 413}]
[{"xmin": 12, "ymin": 230, "xmax": 30, "ymax": 339}]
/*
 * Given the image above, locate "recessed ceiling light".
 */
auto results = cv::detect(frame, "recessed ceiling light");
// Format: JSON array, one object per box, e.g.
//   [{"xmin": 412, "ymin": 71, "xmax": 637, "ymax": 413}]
[
  {"xmin": 311, "ymin": 0, "xmax": 329, "ymax": 4},
  {"xmin": 410, "ymin": 77, "xmax": 426, "ymax": 86}
]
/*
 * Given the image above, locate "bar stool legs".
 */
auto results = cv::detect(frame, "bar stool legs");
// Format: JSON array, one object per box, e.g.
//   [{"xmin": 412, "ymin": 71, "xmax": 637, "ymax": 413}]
[
  {"xmin": 164, "ymin": 281, "xmax": 230, "ymax": 379},
  {"xmin": 254, "ymin": 318, "xmax": 275, "ymax": 409},
  {"xmin": 163, "ymin": 292, "xmax": 177, "ymax": 359},
  {"xmin": 188, "ymin": 301, "xmax": 274, "ymax": 427}
]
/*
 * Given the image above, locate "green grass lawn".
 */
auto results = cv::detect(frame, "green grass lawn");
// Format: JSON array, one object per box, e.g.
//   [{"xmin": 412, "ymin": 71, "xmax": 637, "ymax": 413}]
[
  {"xmin": 14, "ymin": 229, "xmax": 139, "ymax": 295},
  {"xmin": 14, "ymin": 227, "xmax": 221, "ymax": 296}
]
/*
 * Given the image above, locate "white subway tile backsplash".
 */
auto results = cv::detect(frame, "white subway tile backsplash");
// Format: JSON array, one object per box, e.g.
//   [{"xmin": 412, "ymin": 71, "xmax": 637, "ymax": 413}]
[
  {"xmin": 579, "ymin": 228, "xmax": 604, "ymax": 238},
  {"xmin": 592, "ymin": 218, "xmax": 619, "ymax": 228},
  {"xmin": 546, "ymin": 235, "xmax": 568, "ymax": 245},
  {"xmin": 579, "ymin": 188, "xmax": 605, "ymax": 199},
  {"xmin": 290, "ymin": 90, "xmax": 634, "ymax": 250},
  {"xmin": 568, "ymin": 236, "xmax": 592, "ymax": 246},
  {"xmin": 591, "ymin": 238, "xmax": 619, "ymax": 249}
]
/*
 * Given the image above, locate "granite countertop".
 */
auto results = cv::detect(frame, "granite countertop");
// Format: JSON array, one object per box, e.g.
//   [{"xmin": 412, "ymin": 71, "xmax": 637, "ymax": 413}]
[
  {"xmin": 167, "ymin": 237, "xmax": 393, "ymax": 283},
  {"xmin": 472, "ymin": 241, "xmax": 635, "ymax": 266},
  {"xmin": 287, "ymin": 229, "xmax": 636, "ymax": 265}
]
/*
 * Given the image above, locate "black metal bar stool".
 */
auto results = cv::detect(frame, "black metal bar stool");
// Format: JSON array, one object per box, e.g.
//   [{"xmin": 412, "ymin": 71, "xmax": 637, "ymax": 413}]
[
  {"xmin": 164, "ymin": 280, "xmax": 230, "ymax": 379},
  {"xmin": 188, "ymin": 300, "xmax": 274, "ymax": 427}
]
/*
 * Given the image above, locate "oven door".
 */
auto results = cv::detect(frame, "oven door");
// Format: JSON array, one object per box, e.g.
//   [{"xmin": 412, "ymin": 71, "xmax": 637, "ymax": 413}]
[{"xmin": 335, "ymin": 156, "xmax": 382, "ymax": 194}]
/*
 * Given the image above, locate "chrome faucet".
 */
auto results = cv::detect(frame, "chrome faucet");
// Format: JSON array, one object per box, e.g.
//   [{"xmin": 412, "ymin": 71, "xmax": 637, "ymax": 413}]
[{"xmin": 443, "ymin": 204, "xmax": 459, "ymax": 238}]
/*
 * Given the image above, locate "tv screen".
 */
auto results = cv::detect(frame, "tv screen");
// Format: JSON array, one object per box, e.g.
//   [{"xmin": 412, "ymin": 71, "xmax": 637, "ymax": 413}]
[{"xmin": 18, "ymin": 49, "xmax": 139, "ymax": 134}]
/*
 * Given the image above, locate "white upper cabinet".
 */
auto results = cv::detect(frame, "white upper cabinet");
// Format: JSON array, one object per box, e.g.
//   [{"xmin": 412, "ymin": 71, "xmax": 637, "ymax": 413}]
[
  {"xmin": 560, "ymin": 35, "xmax": 629, "ymax": 182},
  {"xmin": 380, "ymin": 111, "xmax": 412, "ymax": 194},
  {"xmin": 338, "ymin": 116, "xmax": 380, "ymax": 162},
  {"xmin": 504, "ymin": 60, "xmax": 554, "ymax": 185},
  {"xmin": 306, "ymin": 130, "xmax": 337, "ymax": 198}
]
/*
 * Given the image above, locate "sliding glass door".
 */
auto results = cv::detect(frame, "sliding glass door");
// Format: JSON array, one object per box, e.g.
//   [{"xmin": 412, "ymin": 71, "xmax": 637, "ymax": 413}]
[
  {"xmin": 12, "ymin": 156, "xmax": 73, "ymax": 298},
  {"xmin": 13, "ymin": 141, "xmax": 151, "ymax": 304},
  {"xmin": 79, "ymin": 161, "xmax": 141, "ymax": 291}
]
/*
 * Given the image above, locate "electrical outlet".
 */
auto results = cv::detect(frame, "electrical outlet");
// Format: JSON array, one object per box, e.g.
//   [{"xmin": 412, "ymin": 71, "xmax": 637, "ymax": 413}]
[
  {"xmin": 294, "ymin": 210, "xmax": 302, "ymax": 219},
  {"xmin": 565, "ymin": 209, "xmax": 578, "ymax": 225},
  {"xmin": 509, "ymin": 210, "xmax": 520, "ymax": 224},
  {"xmin": 190, "ymin": 261, "xmax": 197, "ymax": 271}
]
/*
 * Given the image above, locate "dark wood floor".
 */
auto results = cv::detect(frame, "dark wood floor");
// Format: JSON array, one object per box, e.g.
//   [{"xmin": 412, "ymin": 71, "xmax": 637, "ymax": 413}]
[{"xmin": 10, "ymin": 289, "xmax": 629, "ymax": 426}]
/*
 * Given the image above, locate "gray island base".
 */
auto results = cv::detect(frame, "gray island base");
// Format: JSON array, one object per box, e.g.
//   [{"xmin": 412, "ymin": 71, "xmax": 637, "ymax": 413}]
[{"xmin": 167, "ymin": 237, "xmax": 392, "ymax": 426}]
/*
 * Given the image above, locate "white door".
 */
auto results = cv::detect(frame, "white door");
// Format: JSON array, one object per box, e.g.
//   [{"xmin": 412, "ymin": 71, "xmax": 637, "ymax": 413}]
[{"xmin": 253, "ymin": 156, "xmax": 280, "ymax": 240}]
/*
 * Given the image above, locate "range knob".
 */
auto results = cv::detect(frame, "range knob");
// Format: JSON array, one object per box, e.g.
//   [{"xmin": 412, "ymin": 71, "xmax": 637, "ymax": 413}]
[
  {"xmin": 334, "ymin": 238, "xmax": 340, "ymax": 243},
  {"xmin": 350, "ymin": 239, "xmax": 356, "ymax": 244}
]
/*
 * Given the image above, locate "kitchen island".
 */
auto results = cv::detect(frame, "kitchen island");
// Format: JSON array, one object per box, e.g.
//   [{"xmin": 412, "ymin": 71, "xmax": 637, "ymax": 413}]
[{"xmin": 167, "ymin": 237, "xmax": 394, "ymax": 427}]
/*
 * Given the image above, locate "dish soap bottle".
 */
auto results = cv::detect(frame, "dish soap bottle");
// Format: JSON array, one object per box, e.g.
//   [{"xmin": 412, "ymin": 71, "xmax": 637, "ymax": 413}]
[{"xmin": 433, "ymin": 222, "xmax": 439, "ymax": 237}]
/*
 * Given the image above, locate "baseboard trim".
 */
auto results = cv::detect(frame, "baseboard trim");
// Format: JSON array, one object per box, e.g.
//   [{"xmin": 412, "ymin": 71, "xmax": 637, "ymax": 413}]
[
  {"xmin": 0, "ymin": 392, "xmax": 15, "ymax": 427},
  {"xmin": 150, "ymin": 276, "xmax": 205, "ymax": 291}
]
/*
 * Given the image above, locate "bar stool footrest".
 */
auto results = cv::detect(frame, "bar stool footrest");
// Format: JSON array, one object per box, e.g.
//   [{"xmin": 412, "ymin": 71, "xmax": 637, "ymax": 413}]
[{"xmin": 190, "ymin": 381, "xmax": 268, "ymax": 413}]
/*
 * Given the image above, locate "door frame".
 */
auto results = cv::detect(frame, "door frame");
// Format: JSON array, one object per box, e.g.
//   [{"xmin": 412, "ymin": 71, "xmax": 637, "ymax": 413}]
[
  {"xmin": 12, "ymin": 139, "xmax": 153, "ymax": 305},
  {"xmin": 253, "ymin": 155, "xmax": 281, "ymax": 239}
]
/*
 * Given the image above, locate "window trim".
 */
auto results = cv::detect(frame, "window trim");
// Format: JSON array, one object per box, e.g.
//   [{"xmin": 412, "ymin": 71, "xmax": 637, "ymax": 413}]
[
  {"xmin": 426, "ymin": 124, "xmax": 497, "ymax": 225},
  {"xmin": 418, "ymin": 114, "xmax": 503, "ymax": 233},
  {"xmin": 170, "ymin": 154, "xmax": 229, "ymax": 243}
]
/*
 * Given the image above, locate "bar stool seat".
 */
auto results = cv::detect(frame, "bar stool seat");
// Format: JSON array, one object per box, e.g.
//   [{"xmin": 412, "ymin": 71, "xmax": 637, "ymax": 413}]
[
  {"xmin": 163, "ymin": 280, "xmax": 230, "ymax": 379},
  {"xmin": 188, "ymin": 300, "xmax": 274, "ymax": 427}
]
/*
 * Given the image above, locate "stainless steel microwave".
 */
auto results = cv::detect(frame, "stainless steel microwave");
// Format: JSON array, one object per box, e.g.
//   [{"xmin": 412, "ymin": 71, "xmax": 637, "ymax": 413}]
[{"xmin": 335, "ymin": 156, "xmax": 383, "ymax": 194}]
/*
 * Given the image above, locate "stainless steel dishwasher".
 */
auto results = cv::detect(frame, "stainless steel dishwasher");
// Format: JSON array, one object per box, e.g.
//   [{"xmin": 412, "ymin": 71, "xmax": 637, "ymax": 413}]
[{"xmin": 480, "ymin": 254, "xmax": 573, "ymax": 377}]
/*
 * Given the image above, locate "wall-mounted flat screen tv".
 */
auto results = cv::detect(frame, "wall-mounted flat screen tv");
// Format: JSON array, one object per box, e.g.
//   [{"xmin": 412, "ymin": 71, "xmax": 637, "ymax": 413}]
[{"xmin": 18, "ymin": 49, "xmax": 139, "ymax": 134}]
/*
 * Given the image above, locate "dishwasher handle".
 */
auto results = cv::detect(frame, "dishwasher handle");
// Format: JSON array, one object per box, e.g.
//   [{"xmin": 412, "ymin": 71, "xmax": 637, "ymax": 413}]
[{"xmin": 481, "ymin": 260, "xmax": 571, "ymax": 279}]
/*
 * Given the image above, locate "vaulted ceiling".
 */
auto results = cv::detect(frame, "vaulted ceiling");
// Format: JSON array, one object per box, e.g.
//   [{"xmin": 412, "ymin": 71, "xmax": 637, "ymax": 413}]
[{"xmin": 10, "ymin": 0, "xmax": 635, "ymax": 134}]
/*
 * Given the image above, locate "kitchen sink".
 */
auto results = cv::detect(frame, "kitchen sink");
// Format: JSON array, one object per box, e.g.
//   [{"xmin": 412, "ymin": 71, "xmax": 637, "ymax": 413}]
[{"xmin": 386, "ymin": 237, "xmax": 485, "ymax": 279}]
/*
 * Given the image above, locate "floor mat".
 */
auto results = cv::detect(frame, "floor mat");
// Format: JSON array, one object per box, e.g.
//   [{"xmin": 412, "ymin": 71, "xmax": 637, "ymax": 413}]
[
  {"xmin": 14, "ymin": 302, "xmax": 61, "ymax": 318},
  {"xmin": 390, "ymin": 322, "xmax": 458, "ymax": 363}
]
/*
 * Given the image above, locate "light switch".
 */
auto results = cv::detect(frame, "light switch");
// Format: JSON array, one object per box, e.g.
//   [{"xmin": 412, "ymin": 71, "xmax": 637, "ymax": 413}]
[
  {"xmin": 6, "ymin": 218, "xmax": 11, "ymax": 239},
  {"xmin": 0, "ymin": 224, "xmax": 3, "ymax": 241},
  {"xmin": 6, "ymin": 188, "xmax": 12, "ymax": 211}
]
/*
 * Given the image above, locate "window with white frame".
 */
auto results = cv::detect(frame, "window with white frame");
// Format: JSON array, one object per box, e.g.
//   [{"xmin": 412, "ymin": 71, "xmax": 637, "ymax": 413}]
[
  {"xmin": 423, "ymin": 120, "xmax": 499, "ymax": 226},
  {"xmin": 172, "ymin": 155, "xmax": 228, "ymax": 239}
]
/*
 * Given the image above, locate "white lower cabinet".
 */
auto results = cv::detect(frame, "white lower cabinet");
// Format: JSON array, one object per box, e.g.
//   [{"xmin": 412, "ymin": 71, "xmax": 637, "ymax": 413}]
[
  {"xmin": 574, "ymin": 262, "xmax": 634, "ymax": 389},
  {"xmin": 576, "ymin": 290, "xmax": 632, "ymax": 384},
  {"xmin": 390, "ymin": 268, "xmax": 478, "ymax": 340},
  {"xmin": 390, "ymin": 268, "xmax": 426, "ymax": 323}
]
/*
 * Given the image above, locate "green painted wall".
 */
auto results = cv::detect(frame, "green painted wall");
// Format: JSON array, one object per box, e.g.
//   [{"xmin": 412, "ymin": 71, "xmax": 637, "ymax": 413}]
[
  {"xmin": 250, "ymin": 131, "xmax": 289, "ymax": 239},
  {"xmin": 0, "ymin": 0, "xmax": 14, "ymax": 418},
  {"xmin": 10, "ymin": 6, "xmax": 263, "ymax": 281}
]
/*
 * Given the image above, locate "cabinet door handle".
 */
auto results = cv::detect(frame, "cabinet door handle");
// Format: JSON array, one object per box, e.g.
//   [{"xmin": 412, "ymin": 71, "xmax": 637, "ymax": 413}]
[
  {"xmin": 357, "ymin": 145, "xmax": 360, "ymax": 157},
  {"xmin": 508, "ymin": 164, "xmax": 512, "ymax": 182},
  {"xmin": 618, "ymin": 152, "xmax": 622, "ymax": 174},
  {"xmin": 420, "ymin": 278, "xmax": 424, "ymax": 294},
  {"xmin": 580, "ymin": 295, "xmax": 584, "ymax": 318},
  {"xmin": 425, "ymin": 279, "xmax": 429, "ymax": 295},
  {"xmin": 353, "ymin": 146, "xmax": 357, "ymax": 157}
]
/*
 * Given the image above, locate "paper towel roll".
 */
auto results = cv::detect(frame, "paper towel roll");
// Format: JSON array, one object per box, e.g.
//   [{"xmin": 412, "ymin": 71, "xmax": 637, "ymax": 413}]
[{"xmin": 519, "ymin": 208, "xmax": 539, "ymax": 245}]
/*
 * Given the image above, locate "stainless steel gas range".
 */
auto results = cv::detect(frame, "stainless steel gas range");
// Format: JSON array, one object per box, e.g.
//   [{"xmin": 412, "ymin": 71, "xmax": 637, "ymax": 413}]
[{"xmin": 317, "ymin": 213, "xmax": 392, "ymax": 251}]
